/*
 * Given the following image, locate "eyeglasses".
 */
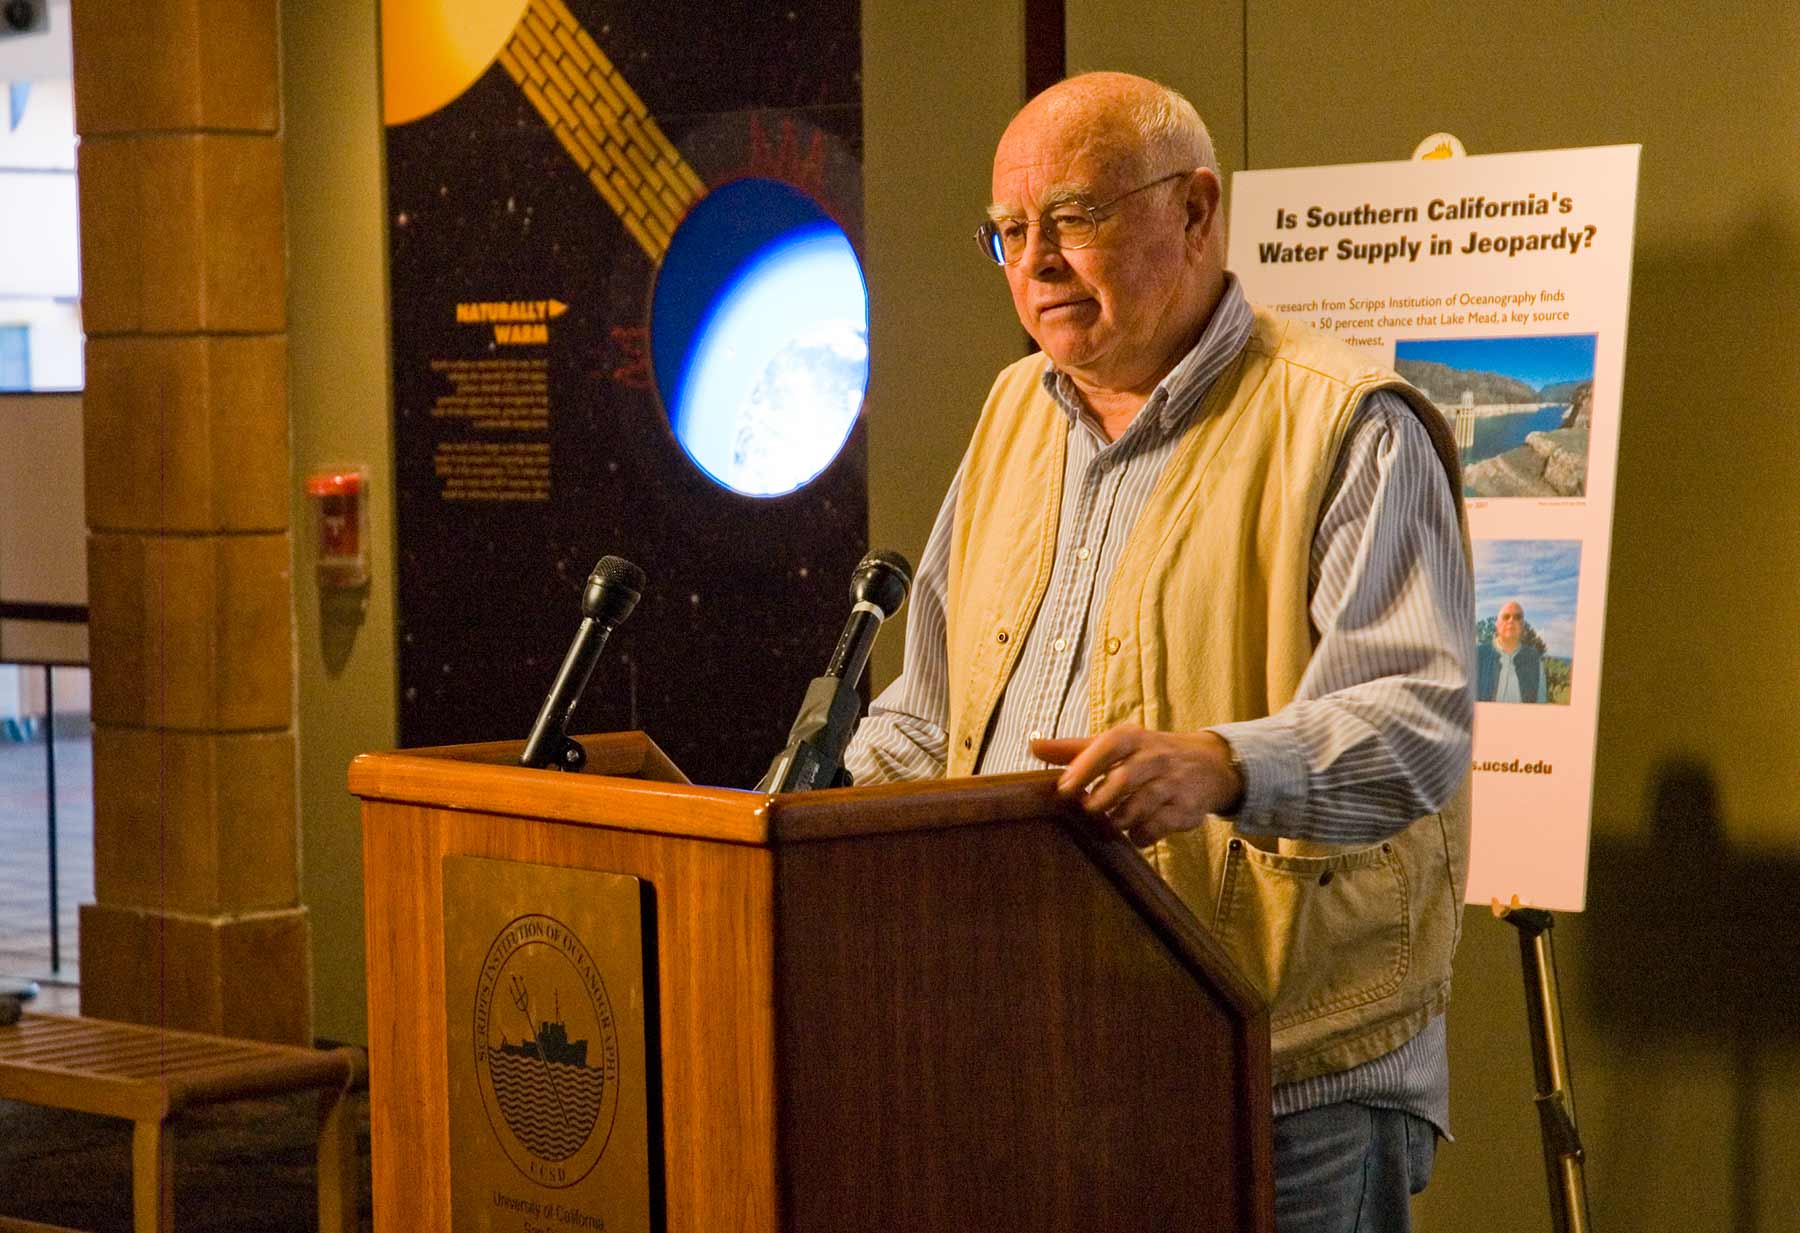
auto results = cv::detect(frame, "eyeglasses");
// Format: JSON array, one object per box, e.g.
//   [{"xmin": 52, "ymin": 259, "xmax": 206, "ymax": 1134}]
[{"xmin": 975, "ymin": 170, "xmax": 1192, "ymax": 266}]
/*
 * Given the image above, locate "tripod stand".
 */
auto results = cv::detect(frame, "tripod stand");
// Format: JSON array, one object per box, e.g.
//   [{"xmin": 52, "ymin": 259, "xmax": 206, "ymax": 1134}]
[{"xmin": 1496, "ymin": 900, "xmax": 1595, "ymax": 1233}]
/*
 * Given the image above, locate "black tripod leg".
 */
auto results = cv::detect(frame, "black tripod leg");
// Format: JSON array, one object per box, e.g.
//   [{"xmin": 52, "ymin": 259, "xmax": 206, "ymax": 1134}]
[{"xmin": 1499, "ymin": 904, "xmax": 1595, "ymax": 1233}]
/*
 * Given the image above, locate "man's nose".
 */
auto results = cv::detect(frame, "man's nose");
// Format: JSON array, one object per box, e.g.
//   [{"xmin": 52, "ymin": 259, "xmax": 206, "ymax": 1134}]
[{"xmin": 1020, "ymin": 222, "xmax": 1067, "ymax": 274}]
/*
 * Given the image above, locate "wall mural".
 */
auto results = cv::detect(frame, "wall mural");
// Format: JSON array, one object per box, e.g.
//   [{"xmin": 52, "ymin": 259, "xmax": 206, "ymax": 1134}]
[{"xmin": 381, "ymin": 0, "xmax": 867, "ymax": 787}]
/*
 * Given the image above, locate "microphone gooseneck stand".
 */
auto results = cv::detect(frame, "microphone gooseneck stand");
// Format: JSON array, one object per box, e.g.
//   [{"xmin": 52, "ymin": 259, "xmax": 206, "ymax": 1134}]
[
  {"xmin": 519, "ymin": 555, "xmax": 646, "ymax": 771},
  {"xmin": 758, "ymin": 549, "xmax": 912, "ymax": 794}
]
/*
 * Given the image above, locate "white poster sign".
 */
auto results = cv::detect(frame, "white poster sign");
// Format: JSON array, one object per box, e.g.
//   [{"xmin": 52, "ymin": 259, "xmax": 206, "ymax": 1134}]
[{"xmin": 1228, "ymin": 144, "xmax": 1641, "ymax": 911}]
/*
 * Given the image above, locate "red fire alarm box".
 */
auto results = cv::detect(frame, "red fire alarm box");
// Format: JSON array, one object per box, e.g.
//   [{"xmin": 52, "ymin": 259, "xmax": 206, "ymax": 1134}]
[{"xmin": 305, "ymin": 468, "xmax": 369, "ymax": 588}]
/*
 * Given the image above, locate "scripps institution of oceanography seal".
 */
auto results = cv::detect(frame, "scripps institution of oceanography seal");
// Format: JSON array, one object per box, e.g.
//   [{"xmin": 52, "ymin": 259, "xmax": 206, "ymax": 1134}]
[{"xmin": 472, "ymin": 913, "xmax": 622, "ymax": 1187}]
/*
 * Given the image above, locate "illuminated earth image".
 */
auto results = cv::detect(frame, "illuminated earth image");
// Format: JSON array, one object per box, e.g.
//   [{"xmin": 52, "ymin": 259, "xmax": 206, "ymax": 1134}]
[
  {"xmin": 730, "ymin": 321, "xmax": 869, "ymax": 495},
  {"xmin": 652, "ymin": 179, "xmax": 870, "ymax": 497}
]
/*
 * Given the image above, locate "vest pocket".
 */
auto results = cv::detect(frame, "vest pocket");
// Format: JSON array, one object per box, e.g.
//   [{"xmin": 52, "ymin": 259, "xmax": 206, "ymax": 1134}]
[{"xmin": 1212, "ymin": 838, "xmax": 1412, "ymax": 1030}]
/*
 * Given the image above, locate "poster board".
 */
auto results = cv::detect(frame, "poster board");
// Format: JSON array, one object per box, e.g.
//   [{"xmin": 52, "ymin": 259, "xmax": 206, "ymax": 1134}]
[{"xmin": 1228, "ymin": 143, "xmax": 1641, "ymax": 910}]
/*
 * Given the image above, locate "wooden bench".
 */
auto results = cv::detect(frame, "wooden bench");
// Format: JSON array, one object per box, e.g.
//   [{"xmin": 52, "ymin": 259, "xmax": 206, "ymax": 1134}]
[{"xmin": 0, "ymin": 1012, "xmax": 366, "ymax": 1233}]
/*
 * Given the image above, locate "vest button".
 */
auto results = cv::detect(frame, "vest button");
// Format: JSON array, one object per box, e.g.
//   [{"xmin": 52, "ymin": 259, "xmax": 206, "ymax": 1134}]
[
  {"xmin": 996, "ymin": 629, "xmax": 1009, "ymax": 644},
  {"xmin": 962, "ymin": 736, "xmax": 973, "ymax": 750},
  {"xmin": 1318, "ymin": 870, "xmax": 1334, "ymax": 886},
  {"xmin": 1228, "ymin": 838, "xmax": 1242, "ymax": 851},
  {"xmin": 1104, "ymin": 637, "xmax": 1121, "ymax": 654}
]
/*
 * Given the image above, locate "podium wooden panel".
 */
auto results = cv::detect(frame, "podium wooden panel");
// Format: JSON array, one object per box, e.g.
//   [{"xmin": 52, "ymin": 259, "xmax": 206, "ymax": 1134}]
[{"xmin": 351, "ymin": 732, "xmax": 1273, "ymax": 1232}]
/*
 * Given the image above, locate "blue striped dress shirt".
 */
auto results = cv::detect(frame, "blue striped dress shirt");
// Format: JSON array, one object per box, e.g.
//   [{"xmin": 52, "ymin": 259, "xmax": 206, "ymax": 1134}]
[{"xmin": 845, "ymin": 276, "xmax": 1472, "ymax": 1133}]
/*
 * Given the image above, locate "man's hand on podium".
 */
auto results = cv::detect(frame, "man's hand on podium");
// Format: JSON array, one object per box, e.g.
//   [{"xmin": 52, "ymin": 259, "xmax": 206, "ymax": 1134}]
[{"xmin": 1032, "ymin": 726, "xmax": 1246, "ymax": 847}]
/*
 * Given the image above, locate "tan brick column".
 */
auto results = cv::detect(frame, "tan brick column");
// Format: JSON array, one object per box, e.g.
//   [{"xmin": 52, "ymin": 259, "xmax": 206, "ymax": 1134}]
[{"xmin": 71, "ymin": 0, "xmax": 308, "ymax": 1044}]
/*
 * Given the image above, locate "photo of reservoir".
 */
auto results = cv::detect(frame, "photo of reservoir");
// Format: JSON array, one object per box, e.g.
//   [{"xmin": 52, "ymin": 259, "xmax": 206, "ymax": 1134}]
[{"xmin": 1394, "ymin": 334, "xmax": 1597, "ymax": 499}]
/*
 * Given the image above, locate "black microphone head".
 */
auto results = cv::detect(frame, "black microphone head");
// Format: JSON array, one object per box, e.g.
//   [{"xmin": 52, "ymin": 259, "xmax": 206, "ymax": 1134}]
[
  {"xmin": 581, "ymin": 555, "xmax": 646, "ymax": 626},
  {"xmin": 850, "ymin": 549, "xmax": 912, "ymax": 618}
]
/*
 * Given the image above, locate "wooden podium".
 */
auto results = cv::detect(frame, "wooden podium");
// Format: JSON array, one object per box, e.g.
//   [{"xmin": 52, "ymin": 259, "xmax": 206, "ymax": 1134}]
[{"xmin": 351, "ymin": 732, "xmax": 1273, "ymax": 1233}]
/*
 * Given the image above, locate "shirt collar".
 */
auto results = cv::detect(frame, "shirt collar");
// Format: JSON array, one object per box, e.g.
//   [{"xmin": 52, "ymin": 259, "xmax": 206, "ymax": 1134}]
[{"xmin": 1040, "ymin": 274, "xmax": 1255, "ymax": 444}]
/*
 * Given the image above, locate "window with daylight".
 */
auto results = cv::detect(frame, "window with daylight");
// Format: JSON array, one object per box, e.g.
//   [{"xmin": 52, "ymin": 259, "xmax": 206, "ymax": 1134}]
[{"xmin": 0, "ymin": 13, "xmax": 82, "ymax": 393}]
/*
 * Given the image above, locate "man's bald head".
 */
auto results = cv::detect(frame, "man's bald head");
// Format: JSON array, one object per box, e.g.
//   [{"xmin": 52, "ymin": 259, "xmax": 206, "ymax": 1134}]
[{"xmin": 1004, "ymin": 72, "xmax": 1217, "ymax": 186}]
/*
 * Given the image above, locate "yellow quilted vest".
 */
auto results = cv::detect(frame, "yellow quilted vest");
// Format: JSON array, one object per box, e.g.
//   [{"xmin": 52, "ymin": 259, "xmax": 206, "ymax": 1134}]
[{"xmin": 945, "ymin": 307, "xmax": 1472, "ymax": 1084}]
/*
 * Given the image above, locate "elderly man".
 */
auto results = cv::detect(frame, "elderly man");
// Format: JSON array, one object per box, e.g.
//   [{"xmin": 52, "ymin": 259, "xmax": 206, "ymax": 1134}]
[
  {"xmin": 845, "ymin": 72, "xmax": 1472, "ymax": 1231},
  {"xmin": 1479, "ymin": 600, "xmax": 1548, "ymax": 702}
]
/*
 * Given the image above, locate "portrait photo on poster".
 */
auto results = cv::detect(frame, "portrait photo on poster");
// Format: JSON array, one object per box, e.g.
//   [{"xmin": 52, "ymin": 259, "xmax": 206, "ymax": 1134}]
[
  {"xmin": 1394, "ymin": 333, "xmax": 1597, "ymax": 500},
  {"xmin": 1473, "ymin": 539, "xmax": 1581, "ymax": 706}
]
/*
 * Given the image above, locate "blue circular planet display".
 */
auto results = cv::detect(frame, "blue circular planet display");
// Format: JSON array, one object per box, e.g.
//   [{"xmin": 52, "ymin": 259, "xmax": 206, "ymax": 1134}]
[{"xmin": 650, "ymin": 178, "xmax": 870, "ymax": 497}]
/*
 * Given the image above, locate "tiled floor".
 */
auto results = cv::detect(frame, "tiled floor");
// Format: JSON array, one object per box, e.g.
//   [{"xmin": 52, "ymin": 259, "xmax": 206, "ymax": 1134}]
[
  {"xmin": 1, "ymin": 1087, "xmax": 374, "ymax": 1231},
  {"xmin": 0, "ymin": 710, "xmax": 91, "ymax": 997}
]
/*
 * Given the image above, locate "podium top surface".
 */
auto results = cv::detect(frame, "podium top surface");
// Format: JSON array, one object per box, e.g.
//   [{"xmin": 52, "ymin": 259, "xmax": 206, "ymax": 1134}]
[{"xmin": 348, "ymin": 730, "xmax": 1082, "ymax": 847}]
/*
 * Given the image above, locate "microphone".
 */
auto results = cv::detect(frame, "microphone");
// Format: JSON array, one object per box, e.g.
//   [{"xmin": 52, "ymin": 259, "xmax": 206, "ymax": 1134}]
[
  {"xmin": 758, "ymin": 549, "xmax": 912, "ymax": 793},
  {"xmin": 519, "ymin": 555, "xmax": 646, "ymax": 771}
]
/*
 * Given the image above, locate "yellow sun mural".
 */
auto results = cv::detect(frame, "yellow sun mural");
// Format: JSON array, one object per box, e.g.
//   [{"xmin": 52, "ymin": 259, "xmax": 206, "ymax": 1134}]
[
  {"xmin": 382, "ymin": 0, "xmax": 531, "ymax": 126},
  {"xmin": 382, "ymin": 0, "xmax": 705, "ymax": 260}
]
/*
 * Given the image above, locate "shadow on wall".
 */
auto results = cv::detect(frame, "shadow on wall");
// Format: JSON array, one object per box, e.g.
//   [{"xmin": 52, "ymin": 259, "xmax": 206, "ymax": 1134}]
[
  {"xmin": 1578, "ymin": 757, "xmax": 1800, "ymax": 1233},
  {"xmin": 317, "ymin": 587, "xmax": 371, "ymax": 676},
  {"xmin": 1595, "ymin": 196, "xmax": 1800, "ymax": 831},
  {"xmin": 1574, "ymin": 193, "xmax": 1800, "ymax": 1233}
]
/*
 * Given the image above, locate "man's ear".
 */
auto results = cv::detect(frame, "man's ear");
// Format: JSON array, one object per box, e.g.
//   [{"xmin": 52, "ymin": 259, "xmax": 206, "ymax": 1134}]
[{"xmin": 1186, "ymin": 167, "xmax": 1223, "ymax": 242}]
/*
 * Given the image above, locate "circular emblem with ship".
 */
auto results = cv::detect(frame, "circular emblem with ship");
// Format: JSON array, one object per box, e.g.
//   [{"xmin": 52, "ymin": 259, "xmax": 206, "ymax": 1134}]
[{"xmin": 472, "ymin": 913, "xmax": 622, "ymax": 1187}]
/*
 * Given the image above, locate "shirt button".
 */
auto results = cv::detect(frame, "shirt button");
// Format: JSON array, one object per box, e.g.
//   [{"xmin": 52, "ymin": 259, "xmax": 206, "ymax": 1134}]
[
  {"xmin": 1053, "ymin": 637, "xmax": 1067, "ymax": 652},
  {"xmin": 1028, "ymin": 729, "xmax": 1041, "ymax": 741},
  {"xmin": 1076, "ymin": 546, "xmax": 1090, "ymax": 560},
  {"xmin": 1104, "ymin": 637, "xmax": 1121, "ymax": 654}
]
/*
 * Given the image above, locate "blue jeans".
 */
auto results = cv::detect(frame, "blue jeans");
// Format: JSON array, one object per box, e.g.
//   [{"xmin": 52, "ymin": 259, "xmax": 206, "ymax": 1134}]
[{"xmin": 1273, "ymin": 1103, "xmax": 1438, "ymax": 1233}]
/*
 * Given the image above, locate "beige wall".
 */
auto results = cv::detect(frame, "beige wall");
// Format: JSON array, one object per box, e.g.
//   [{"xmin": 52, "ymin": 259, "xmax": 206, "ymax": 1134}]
[
  {"xmin": 283, "ymin": 0, "xmax": 396, "ymax": 1044},
  {"xmin": 278, "ymin": 0, "xmax": 1800, "ymax": 1222},
  {"xmin": 860, "ymin": 1, "xmax": 1029, "ymax": 685},
  {"xmin": 1066, "ymin": 1, "xmax": 1246, "ymax": 175},
  {"xmin": 0, "ymin": 394, "xmax": 85, "ymax": 603},
  {"xmin": 0, "ymin": 392, "xmax": 87, "ymax": 665}
]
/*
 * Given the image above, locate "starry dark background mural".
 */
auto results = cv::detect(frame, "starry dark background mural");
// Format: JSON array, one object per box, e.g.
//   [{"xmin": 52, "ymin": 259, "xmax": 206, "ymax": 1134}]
[{"xmin": 384, "ymin": 0, "xmax": 867, "ymax": 788}]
